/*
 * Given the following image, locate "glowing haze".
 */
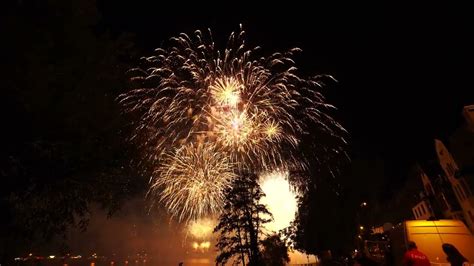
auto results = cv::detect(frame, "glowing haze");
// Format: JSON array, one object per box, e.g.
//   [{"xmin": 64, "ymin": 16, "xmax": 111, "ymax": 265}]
[
  {"xmin": 188, "ymin": 218, "xmax": 215, "ymax": 240},
  {"xmin": 187, "ymin": 218, "xmax": 215, "ymax": 256},
  {"xmin": 259, "ymin": 170, "xmax": 298, "ymax": 232}
]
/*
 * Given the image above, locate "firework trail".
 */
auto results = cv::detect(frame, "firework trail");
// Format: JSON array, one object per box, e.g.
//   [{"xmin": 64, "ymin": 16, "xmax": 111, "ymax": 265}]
[{"xmin": 119, "ymin": 26, "xmax": 346, "ymax": 221}]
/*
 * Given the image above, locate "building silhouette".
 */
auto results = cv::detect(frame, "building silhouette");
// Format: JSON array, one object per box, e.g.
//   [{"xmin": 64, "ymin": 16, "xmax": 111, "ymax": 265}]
[{"xmin": 412, "ymin": 105, "xmax": 474, "ymax": 232}]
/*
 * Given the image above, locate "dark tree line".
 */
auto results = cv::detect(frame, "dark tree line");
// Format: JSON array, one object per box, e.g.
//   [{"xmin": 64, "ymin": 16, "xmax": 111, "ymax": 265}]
[
  {"xmin": 0, "ymin": 0, "xmax": 142, "ymax": 262},
  {"xmin": 214, "ymin": 173, "xmax": 271, "ymax": 266}
]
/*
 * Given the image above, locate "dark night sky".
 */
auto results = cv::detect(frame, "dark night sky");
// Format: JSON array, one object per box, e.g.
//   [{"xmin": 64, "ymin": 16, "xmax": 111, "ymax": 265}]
[
  {"xmin": 1, "ymin": 1, "xmax": 472, "ymax": 195},
  {"xmin": 96, "ymin": 2, "xmax": 474, "ymax": 188}
]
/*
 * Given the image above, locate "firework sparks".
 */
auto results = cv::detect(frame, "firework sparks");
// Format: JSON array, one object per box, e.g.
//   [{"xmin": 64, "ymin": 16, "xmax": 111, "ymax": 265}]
[
  {"xmin": 149, "ymin": 143, "xmax": 235, "ymax": 221},
  {"xmin": 119, "ymin": 27, "xmax": 344, "ymax": 170},
  {"xmin": 119, "ymin": 26, "xmax": 346, "ymax": 221},
  {"xmin": 210, "ymin": 76, "xmax": 242, "ymax": 108}
]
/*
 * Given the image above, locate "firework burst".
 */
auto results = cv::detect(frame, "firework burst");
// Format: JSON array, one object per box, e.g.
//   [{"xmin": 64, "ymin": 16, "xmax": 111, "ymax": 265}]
[
  {"xmin": 149, "ymin": 143, "xmax": 235, "ymax": 221},
  {"xmin": 119, "ymin": 26, "xmax": 346, "ymax": 221}
]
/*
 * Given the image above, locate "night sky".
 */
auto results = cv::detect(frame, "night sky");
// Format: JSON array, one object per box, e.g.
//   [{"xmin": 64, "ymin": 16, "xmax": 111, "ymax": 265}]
[{"xmin": 96, "ymin": 2, "xmax": 474, "ymax": 187}]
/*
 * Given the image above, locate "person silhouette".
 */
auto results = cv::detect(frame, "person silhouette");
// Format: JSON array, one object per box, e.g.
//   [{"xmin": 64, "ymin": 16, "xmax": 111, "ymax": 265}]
[
  {"xmin": 402, "ymin": 241, "xmax": 430, "ymax": 266},
  {"xmin": 442, "ymin": 243, "xmax": 469, "ymax": 266}
]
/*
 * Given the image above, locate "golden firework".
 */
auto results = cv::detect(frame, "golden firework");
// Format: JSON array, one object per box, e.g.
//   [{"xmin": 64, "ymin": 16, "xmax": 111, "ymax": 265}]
[
  {"xmin": 119, "ymin": 26, "xmax": 346, "ymax": 221},
  {"xmin": 150, "ymin": 143, "xmax": 235, "ymax": 221}
]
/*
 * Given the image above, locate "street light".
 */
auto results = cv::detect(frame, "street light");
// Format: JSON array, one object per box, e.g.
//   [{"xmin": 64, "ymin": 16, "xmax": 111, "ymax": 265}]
[{"xmin": 355, "ymin": 202, "xmax": 368, "ymax": 251}]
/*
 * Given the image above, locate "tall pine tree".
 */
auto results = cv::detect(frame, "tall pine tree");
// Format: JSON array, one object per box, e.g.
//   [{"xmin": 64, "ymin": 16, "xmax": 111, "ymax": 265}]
[{"xmin": 214, "ymin": 173, "xmax": 272, "ymax": 266}]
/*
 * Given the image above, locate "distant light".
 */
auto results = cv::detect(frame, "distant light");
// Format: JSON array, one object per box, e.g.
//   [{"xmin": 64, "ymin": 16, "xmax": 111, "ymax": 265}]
[
  {"xmin": 361, "ymin": 202, "xmax": 367, "ymax": 207},
  {"xmin": 359, "ymin": 226, "xmax": 364, "ymax": 230},
  {"xmin": 49, "ymin": 255, "xmax": 55, "ymax": 259},
  {"xmin": 188, "ymin": 218, "xmax": 215, "ymax": 239},
  {"xmin": 14, "ymin": 258, "xmax": 22, "ymax": 261},
  {"xmin": 199, "ymin": 241, "xmax": 211, "ymax": 249}
]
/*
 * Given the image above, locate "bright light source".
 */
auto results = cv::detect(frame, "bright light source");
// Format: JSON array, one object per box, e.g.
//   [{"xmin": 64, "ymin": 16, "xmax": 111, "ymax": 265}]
[
  {"xmin": 259, "ymin": 170, "xmax": 298, "ymax": 233},
  {"xmin": 200, "ymin": 241, "xmax": 211, "ymax": 249},
  {"xmin": 188, "ymin": 218, "xmax": 215, "ymax": 240}
]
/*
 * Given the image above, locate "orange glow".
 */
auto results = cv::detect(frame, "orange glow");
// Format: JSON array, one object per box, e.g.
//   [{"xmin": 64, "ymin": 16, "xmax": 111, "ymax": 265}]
[
  {"xmin": 200, "ymin": 241, "xmax": 211, "ymax": 249},
  {"xmin": 191, "ymin": 241, "xmax": 211, "ymax": 252},
  {"xmin": 188, "ymin": 218, "xmax": 216, "ymax": 239}
]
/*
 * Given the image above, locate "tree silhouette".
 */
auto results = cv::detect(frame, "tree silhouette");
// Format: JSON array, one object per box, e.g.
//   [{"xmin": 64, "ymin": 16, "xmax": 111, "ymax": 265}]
[
  {"xmin": 0, "ymin": 0, "xmax": 139, "ymax": 262},
  {"xmin": 261, "ymin": 234, "xmax": 290, "ymax": 266},
  {"xmin": 214, "ymin": 173, "xmax": 272, "ymax": 266}
]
